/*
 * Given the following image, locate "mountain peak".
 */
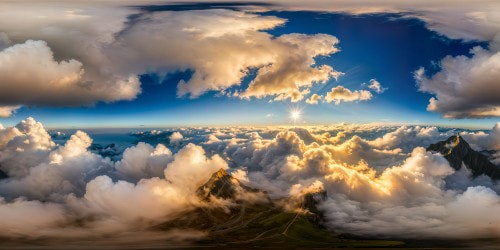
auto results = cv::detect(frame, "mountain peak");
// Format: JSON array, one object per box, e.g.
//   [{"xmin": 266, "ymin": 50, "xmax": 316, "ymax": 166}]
[
  {"xmin": 427, "ymin": 135, "xmax": 500, "ymax": 179},
  {"xmin": 213, "ymin": 168, "xmax": 229, "ymax": 179},
  {"xmin": 196, "ymin": 168, "xmax": 240, "ymax": 200},
  {"xmin": 197, "ymin": 168, "xmax": 265, "ymax": 202}
]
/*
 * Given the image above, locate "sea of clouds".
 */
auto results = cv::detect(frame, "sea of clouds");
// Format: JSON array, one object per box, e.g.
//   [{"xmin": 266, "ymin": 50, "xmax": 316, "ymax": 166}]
[{"xmin": 0, "ymin": 117, "xmax": 499, "ymax": 242}]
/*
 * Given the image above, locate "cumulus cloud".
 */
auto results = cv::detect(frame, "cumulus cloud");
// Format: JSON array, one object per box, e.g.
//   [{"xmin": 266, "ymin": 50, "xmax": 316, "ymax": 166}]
[
  {"xmin": 324, "ymin": 86, "xmax": 373, "ymax": 104},
  {"xmin": 111, "ymin": 10, "xmax": 341, "ymax": 101},
  {"xmin": 0, "ymin": 3, "xmax": 345, "ymax": 109},
  {"xmin": 115, "ymin": 143, "xmax": 172, "ymax": 182},
  {"xmin": 0, "ymin": 40, "xmax": 140, "ymax": 107},
  {"xmin": 460, "ymin": 123, "xmax": 500, "ymax": 150},
  {"xmin": 0, "ymin": 3, "xmax": 142, "ymax": 108},
  {"xmin": 169, "ymin": 132, "xmax": 183, "ymax": 144},
  {"xmin": 306, "ymin": 93, "xmax": 322, "ymax": 104},
  {"xmin": 239, "ymin": 33, "xmax": 342, "ymax": 101},
  {"xmin": 0, "ymin": 105, "xmax": 21, "ymax": 118},
  {"xmin": 0, "ymin": 117, "xmax": 231, "ymax": 239},
  {"xmin": 416, "ymin": 45, "xmax": 500, "ymax": 118},
  {"xmin": 368, "ymin": 125, "xmax": 455, "ymax": 151}
]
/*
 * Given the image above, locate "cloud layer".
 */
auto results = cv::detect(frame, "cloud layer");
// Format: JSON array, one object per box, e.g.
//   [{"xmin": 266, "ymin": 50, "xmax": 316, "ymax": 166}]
[{"xmin": 0, "ymin": 117, "xmax": 499, "ymax": 241}]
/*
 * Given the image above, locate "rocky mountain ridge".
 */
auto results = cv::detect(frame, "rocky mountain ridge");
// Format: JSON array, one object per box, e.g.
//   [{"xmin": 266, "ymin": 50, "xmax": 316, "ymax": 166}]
[{"xmin": 427, "ymin": 135, "xmax": 500, "ymax": 179}]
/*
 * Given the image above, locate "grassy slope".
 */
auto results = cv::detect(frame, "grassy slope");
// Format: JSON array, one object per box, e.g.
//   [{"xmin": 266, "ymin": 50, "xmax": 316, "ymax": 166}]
[{"xmin": 153, "ymin": 204, "xmax": 403, "ymax": 248}]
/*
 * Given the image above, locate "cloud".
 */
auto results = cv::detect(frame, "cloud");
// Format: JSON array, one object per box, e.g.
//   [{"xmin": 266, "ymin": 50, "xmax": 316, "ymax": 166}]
[
  {"xmin": 0, "ymin": 32, "xmax": 11, "ymax": 50},
  {"xmin": 0, "ymin": 105, "xmax": 21, "ymax": 118},
  {"xmin": 0, "ymin": 117, "xmax": 234, "ymax": 239},
  {"xmin": 0, "ymin": 40, "xmax": 140, "ymax": 107},
  {"xmin": 368, "ymin": 125, "xmax": 455, "ymax": 151},
  {"xmin": 306, "ymin": 94, "xmax": 322, "ymax": 104},
  {"xmin": 169, "ymin": 132, "xmax": 184, "ymax": 146},
  {"xmin": 0, "ymin": 117, "xmax": 499, "ymax": 241},
  {"xmin": 0, "ymin": 129, "xmax": 113, "ymax": 200},
  {"xmin": 416, "ymin": 45, "xmax": 500, "ymax": 118},
  {"xmin": 367, "ymin": 79, "xmax": 386, "ymax": 93},
  {"xmin": 0, "ymin": 4, "xmax": 344, "ymax": 107},
  {"xmin": 0, "ymin": 198, "xmax": 66, "ymax": 237},
  {"xmin": 0, "ymin": 0, "xmax": 499, "ymax": 114},
  {"xmin": 239, "ymin": 33, "xmax": 342, "ymax": 102},
  {"xmin": 256, "ymin": 0, "xmax": 500, "ymax": 42},
  {"xmin": 324, "ymin": 86, "xmax": 373, "ymax": 104},
  {"xmin": 460, "ymin": 123, "xmax": 500, "ymax": 150},
  {"xmin": 111, "ymin": 10, "xmax": 341, "ymax": 101},
  {"xmin": 115, "ymin": 142, "xmax": 172, "ymax": 182}
]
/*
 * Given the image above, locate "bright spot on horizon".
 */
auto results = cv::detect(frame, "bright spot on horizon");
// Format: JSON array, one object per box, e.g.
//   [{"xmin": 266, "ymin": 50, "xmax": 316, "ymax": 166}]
[{"xmin": 290, "ymin": 109, "xmax": 301, "ymax": 121}]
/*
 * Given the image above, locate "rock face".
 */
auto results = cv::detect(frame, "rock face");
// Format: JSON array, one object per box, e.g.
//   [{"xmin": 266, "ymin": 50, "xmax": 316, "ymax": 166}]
[
  {"xmin": 0, "ymin": 164, "xmax": 7, "ymax": 179},
  {"xmin": 196, "ymin": 168, "xmax": 238, "ymax": 200},
  {"xmin": 427, "ymin": 135, "xmax": 500, "ymax": 179},
  {"xmin": 302, "ymin": 190, "xmax": 327, "ymax": 225},
  {"xmin": 196, "ymin": 168, "xmax": 260, "ymax": 200},
  {"xmin": 0, "ymin": 169, "xmax": 7, "ymax": 180}
]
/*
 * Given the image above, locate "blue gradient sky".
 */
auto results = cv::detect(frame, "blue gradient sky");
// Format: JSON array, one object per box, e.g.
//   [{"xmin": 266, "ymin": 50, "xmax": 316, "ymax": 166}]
[{"xmin": 1, "ymin": 11, "xmax": 496, "ymax": 129}]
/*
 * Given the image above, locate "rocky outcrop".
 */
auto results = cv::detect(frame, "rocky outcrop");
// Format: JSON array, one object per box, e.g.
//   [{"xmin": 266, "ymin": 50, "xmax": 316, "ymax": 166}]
[
  {"xmin": 196, "ymin": 168, "xmax": 261, "ymax": 200},
  {"xmin": 427, "ymin": 135, "xmax": 500, "ymax": 179},
  {"xmin": 0, "ymin": 164, "xmax": 7, "ymax": 180}
]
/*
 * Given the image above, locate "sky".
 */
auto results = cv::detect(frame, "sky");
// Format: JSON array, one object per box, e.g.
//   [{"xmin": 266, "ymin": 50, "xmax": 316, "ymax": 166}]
[
  {"xmin": 0, "ymin": 1, "xmax": 499, "ymax": 128},
  {"xmin": 2, "ymin": 1, "xmax": 500, "ymax": 245}
]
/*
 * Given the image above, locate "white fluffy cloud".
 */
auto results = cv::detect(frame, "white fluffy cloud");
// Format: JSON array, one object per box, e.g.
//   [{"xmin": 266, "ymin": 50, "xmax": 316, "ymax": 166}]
[
  {"xmin": 169, "ymin": 132, "xmax": 184, "ymax": 145},
  {"xmin": 0, "ymin": 40, "xmax": 140, "ymax": 107},
  {"xmin": 324, "ymin": 86, "xmax": 373, "ymax": 104},
  {"xmin": 416, "ymin": 46, "xmax": 500, "ymax": 118},
  {"xmin": 0, "ymin": 117, "xmax": 233, "ymax": 238},
  {"xmin": 111, "ymin": 10, "xmax": 341, "ymax": 101},
  {"xmin": 0, "ymin": 3, "xmax": 346, "ymax": 113},
  {"xmin": 115, "ymin": 142, "xmax": 172, "ymax": 182},
  {"xmin": 460, "ymin": 123, "xmax": 500, "ymax": 150},
  {"xmin": 0, "ymin": 4, "xmax": 142, "ymax": 111},
  {"xmin": 306, "ymin": 93, "xmax": 322, "ymax": 104},
  {"xmin": 239, "ymin": 34, "xmax": 341, "ymax": 101}
]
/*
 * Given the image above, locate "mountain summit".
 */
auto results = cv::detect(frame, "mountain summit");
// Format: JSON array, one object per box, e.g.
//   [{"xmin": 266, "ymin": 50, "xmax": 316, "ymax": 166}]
[
  {"xmin": 196, "ymin": 168, "xmax": 261, "ymax": 200},
  {"xmin": 427, "ymin": 135, "xmax": 500, "ymax": 179}
]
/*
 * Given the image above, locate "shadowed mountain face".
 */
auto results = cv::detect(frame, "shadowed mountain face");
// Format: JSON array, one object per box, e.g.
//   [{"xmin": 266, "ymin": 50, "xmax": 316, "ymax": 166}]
[
  {"xmin": 0, "ymin": 164, "xmax": 7, "ymax": 180},
  {"xmin": 427, "ymin": 135, "xmax": 500, "ymax": 179},
  {"xmin": 0, "ymin": 169, "xmax": 7, "ymax": 180},
  {"xmin": 153, "ymin": 169, "xmax": 401, "ymax": 248}
]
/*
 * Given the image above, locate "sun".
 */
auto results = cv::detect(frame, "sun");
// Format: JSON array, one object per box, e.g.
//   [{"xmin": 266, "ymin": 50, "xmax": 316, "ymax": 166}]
[{"xmin": 290, "ymin": 109, "xmax": 301, "ymax": 121}]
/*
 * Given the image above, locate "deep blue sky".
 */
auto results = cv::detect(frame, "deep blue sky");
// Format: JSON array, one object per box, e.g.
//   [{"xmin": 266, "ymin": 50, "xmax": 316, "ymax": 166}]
[{"xmin": 2, "ymin": 10, "xmax": 496, "ymax": 129}]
